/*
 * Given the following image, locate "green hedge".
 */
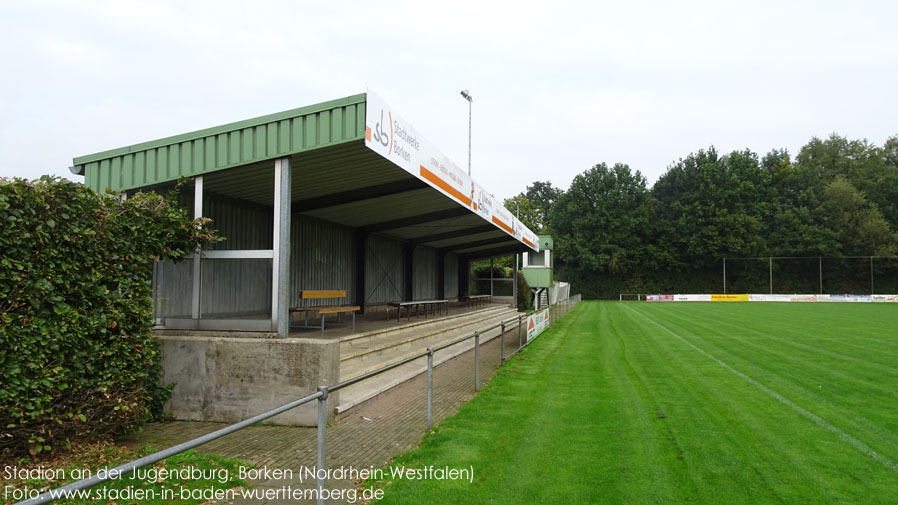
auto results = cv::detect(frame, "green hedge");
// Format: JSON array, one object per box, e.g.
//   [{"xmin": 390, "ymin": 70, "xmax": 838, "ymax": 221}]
[
  {"xmin": 0, "ymin": 177, "xmax": 216, "ymax": 458},
  {"xmin": 516, "ymin": 270, "xmax": 532, "ymax": 311}
]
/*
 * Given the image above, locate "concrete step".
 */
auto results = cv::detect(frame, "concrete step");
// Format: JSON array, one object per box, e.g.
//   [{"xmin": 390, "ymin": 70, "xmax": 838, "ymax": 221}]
[
  {"xmin": 334, "ymin": 308, "xmax": 522, "ymax": 415},
  {"xmin": 340, "ymin": 305, "xmax": 513, "ymax": 360},
  {"xmin": 340, "ymin": 307, "xmax": 519, "ymax": 378},
  {"xmin": 338, "ymin": 304, "xmax": 512, "ymax": 351}
]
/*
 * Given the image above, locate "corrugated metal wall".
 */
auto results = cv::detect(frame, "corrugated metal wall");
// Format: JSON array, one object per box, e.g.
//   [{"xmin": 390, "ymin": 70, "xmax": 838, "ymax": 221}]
[
  {"xmin": 444, "ymin": 253, "xmax": 459, "ymax": 298},
  {"xmin": 290, "ymin": 215, "xmax": 355, "ymax": 307},
  {"xmin": 205, "ymin": 197, "xmax": 273, "ymax": 250},
  {"xmin": 365, "ymin": 234, "xmax": 405, "ymax": 304},
  {"xmin": 156, "ymin": 260, "xmax": 193, "ymax": 319},
  {"xmin": 413, "ymin": 246, "xmax": 438, "ymax": 299},
  {"xmin": 156, "ymin": 194, "xmax": 275, "ymax": 319},
  {"xmin": 79, "ymin": 94, "xmax": 366, "ymax": 192},
  {"xmin": 155, "ymin": 194, "xmax": 454, "ymax": 318},
  {"xmin": 201, "ymin": 259, "xmax": 272, "ymax": 317}
]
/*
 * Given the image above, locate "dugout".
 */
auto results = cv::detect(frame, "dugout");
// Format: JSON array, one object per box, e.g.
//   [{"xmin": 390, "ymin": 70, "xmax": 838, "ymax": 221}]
[{"xmin": 71, "ymin": 91, "xmax": 540, "ymax": 339}]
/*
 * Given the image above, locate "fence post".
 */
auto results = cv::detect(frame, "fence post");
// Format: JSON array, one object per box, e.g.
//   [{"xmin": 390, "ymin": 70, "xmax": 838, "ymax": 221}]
[
  {"xmin": 474, "ymin": 331, "xmax": 480, "ymax": 391},
  {"xmin": 518, "ymin": 314, "xmax": 523, "ymax": 349},
  {"xmin": 316, "ymin": 386, "xmax": 328, "ymax": 505},
  {"xmin": 426, "ymin": 348, "xmax": 433, "ymax": 430},
  {"xmin": 500, "ymin": 321, "xmax": 506, "ymax": 363}
]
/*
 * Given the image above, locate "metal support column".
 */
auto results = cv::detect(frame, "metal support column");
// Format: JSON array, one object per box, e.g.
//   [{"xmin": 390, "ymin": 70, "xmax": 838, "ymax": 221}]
[
  {"xmin": 404, "ymin": 243, "xmax": 415, "ymax": 300},
  {"xmin": 473, "ymin": 331, "xmax": 480, "ymax": 391},
  {"xmin": 152, "ymin": 261, "xmax": 162, "ymax": 325},
  {"xmin": 316, "ymin": 386, "xmax": 328, "ymax": 505},
  {"xmin": 426, "ymin": 348, "xmax": 433, "ymax": 430},
  {"xmin": 437, "ymin": 251, "xmax": 446, "ymax": 299},
  {"xmin": 513, "ymin": 253, "xmax": 518, "ymax": 308},
  {"xmin": 458, "ymin": 256, "xmax": 469, "ymax": 297},
  {"xmin": 355, "ymin": 230, "xmax": 368, "ymax": 314},
  {"xmin": 819, "ymin": 256, "xmax": 823, "ymax": 294},
  {"xmin": 273, "ymin": 157, "xmax": 292, "ymax": 338},
  {"xmin": 489, "ymin": 257, "xmax": 494, "ymax": 296},
  {"xmin": 191, "ymin": 176, "xmax": 203, "ymax": 319}
]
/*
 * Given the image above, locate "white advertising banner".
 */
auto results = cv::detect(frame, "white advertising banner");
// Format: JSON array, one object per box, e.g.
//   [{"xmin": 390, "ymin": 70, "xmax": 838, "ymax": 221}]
[
  {"xmin": 830, "ymin": 294, "xmax": 873, "ymax": 303},
  {"xmin": 674, "ymin": 294, "xmax": 711, "ymax": 302},
  {"xmin": 364, "ymin": 90, "xmax": 539, "ymax": 251},
  {"xmin": 655, "ymin": 293, "xmax": 896, "ymax": 303},
  {"xmin": 526, "ymin": 309, "xmax": 550, "ymax": 342},
  {"xmin": 749, "ymin": 294, "xmax": 793, "ymax": 302}
]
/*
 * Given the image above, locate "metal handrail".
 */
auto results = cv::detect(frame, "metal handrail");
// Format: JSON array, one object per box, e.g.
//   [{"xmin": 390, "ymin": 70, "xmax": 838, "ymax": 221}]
[
  {"xmin": 17, "ymin": 297, "xmax": 580, "ymax": 505},
  {"xmin": 331, "ymin": 315, "xmax": 519, "ymax": 392}
]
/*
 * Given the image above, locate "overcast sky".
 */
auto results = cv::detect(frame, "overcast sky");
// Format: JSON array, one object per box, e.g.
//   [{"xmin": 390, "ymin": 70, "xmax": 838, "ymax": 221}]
[{"xmin": 1, "ymin": 0, "xmax": 896, "ymax": 200}]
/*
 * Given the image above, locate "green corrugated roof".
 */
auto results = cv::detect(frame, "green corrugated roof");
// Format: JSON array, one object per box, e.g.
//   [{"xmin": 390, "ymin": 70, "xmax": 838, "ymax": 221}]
[{"xmin": 74, "ymin": 93, "xmax": 367, "ymax": 192}]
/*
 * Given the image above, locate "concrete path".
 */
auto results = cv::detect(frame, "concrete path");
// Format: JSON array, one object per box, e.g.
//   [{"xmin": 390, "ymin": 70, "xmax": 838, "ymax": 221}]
[{"xmin": 122, "ymin": 330, "xmax": 525, "ymax": 504}]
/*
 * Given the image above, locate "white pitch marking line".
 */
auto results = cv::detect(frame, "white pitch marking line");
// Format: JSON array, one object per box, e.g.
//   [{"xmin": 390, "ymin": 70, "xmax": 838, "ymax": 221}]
[{"xmin": 621, "ymin": 304, "xmax": 898, "ymax": 474}]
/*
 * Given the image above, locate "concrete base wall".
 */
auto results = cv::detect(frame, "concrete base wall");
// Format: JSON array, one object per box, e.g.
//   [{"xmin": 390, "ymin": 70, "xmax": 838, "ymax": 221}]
[{"xmin": 159, "ymin": 336, "xmax": 339, "ymax": 426}]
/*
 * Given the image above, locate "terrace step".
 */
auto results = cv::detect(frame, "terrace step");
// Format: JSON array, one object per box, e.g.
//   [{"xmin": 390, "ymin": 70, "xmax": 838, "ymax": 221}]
[
  {"xmin": 335, "ymin": 307, "xmax": 522, "ymax": 415},
  {"xmin": 339, "ymin": 305, "xmax": 512, "ymax": 359},
  {"xmin": 339, "ymin": 306, "xmax": 518, "ymax": 377}
]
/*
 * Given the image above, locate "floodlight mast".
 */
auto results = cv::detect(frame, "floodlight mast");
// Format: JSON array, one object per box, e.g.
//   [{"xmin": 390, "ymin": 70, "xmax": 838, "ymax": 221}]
[{"xmin": 460, "ymin": 90, "xmax": 472, "ymax": 176}]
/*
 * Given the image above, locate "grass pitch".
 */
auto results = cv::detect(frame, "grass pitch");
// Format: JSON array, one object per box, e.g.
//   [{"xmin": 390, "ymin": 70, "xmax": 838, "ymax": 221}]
[{"xmin": 373, "ymin": 301, "xmax": 898, "ymax": 504}]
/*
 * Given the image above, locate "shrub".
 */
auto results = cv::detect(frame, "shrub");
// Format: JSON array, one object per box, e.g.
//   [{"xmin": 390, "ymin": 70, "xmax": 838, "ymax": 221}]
[
  {"xmin": 0, "ymin": 177, "xmax": 216, "ymax": 458},
  {"xmin": 473, "ymin": 264, "xmax": 508, "ymax": 279},
  {"xmin": 516, "ymin": 270, "xmax": 532, "ymax": 311}
]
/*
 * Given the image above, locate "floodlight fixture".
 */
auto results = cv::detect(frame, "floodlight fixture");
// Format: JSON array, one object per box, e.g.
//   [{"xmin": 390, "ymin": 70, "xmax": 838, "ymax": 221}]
[{"xmin": 460, "ymin": 90, "xmax": 472, "ymax": 175}]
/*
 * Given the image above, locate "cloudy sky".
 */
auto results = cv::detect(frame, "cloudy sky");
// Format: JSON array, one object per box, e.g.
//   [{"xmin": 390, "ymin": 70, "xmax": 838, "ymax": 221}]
[{"xmin": 1, "ymin": 0, "xmax": 896, "ymax": 200}]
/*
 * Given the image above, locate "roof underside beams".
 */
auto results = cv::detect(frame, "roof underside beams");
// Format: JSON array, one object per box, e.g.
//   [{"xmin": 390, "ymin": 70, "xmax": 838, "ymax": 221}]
[{"xmin": 194, "ymin": 142, "xmax": 524, "ymax": 255}]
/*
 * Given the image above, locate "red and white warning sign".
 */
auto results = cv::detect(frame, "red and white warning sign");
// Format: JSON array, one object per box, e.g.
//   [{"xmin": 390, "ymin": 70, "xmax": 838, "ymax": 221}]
[{"xmin": 526, "ymin": 309, "xmax": 549, "ymax": 342}]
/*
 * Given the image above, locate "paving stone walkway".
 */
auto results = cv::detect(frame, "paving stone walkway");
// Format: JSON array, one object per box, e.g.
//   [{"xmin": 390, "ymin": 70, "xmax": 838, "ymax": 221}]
[{"xmin": 122, "ymin": 328, "xmax": 526, "ymax": 504}]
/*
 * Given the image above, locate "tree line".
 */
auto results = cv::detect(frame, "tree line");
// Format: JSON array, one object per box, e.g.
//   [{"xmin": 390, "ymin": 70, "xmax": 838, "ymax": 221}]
[{"xmin": 504, "ymin": 134, "xmax": 898, "ymax": 298}]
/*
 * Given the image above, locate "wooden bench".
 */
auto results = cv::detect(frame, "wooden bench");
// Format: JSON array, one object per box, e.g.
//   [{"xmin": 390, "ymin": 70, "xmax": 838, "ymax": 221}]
[
  {"xmin": 289, "ymin": 290, "xmax": 360, "ymax": 336},
  {"xmin": 460, "ymin": 294, "xmax": 492, "ymax": 307},
  {"xmin": 386, "ymin": 299, "xmax": 449, "ymax": 322}
]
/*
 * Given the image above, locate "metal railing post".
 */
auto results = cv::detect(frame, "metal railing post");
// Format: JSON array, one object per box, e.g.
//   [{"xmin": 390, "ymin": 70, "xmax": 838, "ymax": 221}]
[
  {"xmin": 500, "ymin": 321, "xmax": 506, "ymax": 363},
  {"xmin": 426, "ymin": 348, "xmax": 433, "ymax": 430},
  {"xmin": 474, "ymin": 331, "xmax": 480, "ymax": 391},
  {"xmin": 316, "ymin": 386, "xmax": 328, "ymax": 505}
]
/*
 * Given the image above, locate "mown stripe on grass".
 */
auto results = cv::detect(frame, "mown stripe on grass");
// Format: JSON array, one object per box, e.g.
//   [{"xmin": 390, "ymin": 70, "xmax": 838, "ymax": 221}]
[
  {"xmin": 674, "ymin": 303, "xmax": 898, "ymax": 368},
  {"xmin": 638, "ymin": 303, "xmax": 898, "ymax": 457},
  {"xmin": 622, "ymin": 303, "xmax": 898, "ymax": 475},
  {"xmin": 692, "ymin": 302, "xmax": 898, "ymax": 363}
]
